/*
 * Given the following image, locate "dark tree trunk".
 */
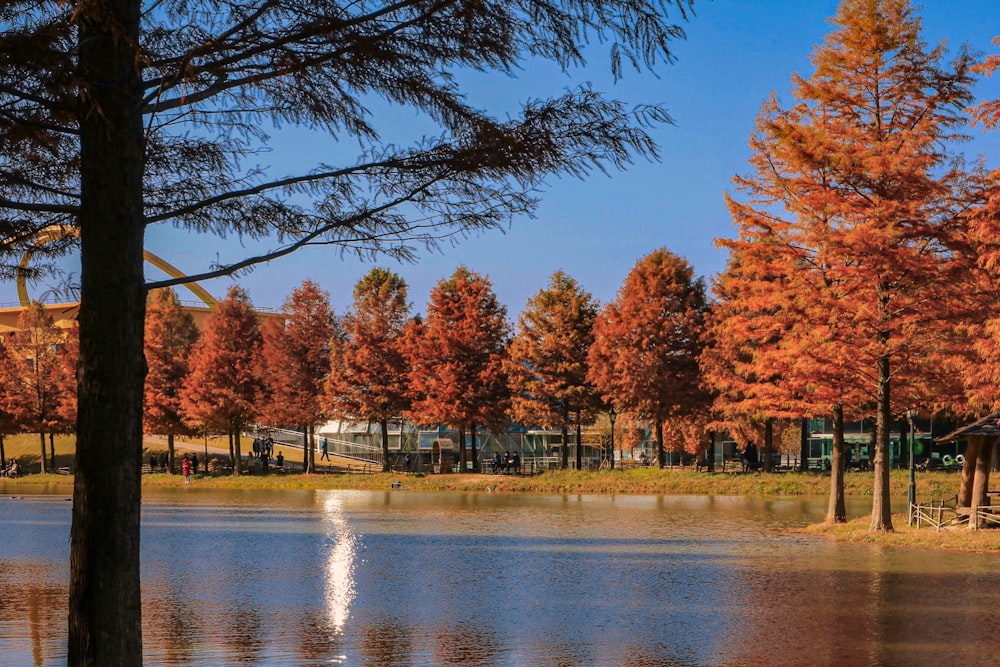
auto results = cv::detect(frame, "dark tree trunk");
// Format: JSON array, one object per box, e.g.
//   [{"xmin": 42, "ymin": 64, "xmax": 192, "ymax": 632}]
[
  {"xmin": 655, "ymin": 421, "xmax": 664, "ymax": 469},
  {"xmin": 302, "ymin": 430, "xmax": 309, "ymax": 473},
  {"xmin": 457, "ymin": 425, "xmax": 466, "ymax": 471},
  {"xmin": 869, "ymin": 347, "xmax": 894, "ymax": 531},
  {"xmin": 763, "ymin": 418, "xmax": 773, "ymax": 473},
  {"xmin": 228, "ymin": 432, "xmax": 235, "ymax": 467},
  {"xmin": 381, "ymin": 419, "xmax": 390, "ymax": 472},
  {"xmin": 560, "ymin": 424, "xmax": 569, "ymax": 469},
  {"xmin": 971, "ymin": 437, "xmax": 994, "ymax": 517},
  {"xmin": 799, "ymin": 417, "xmax": 809, "ymax": 473},
  {"xmin": 39, "ymin": 431, "xmax": 47, "ymax": 474},
  {"xmin": 706, "ymin": 431, "xmax": 715, "ymax": 472},
  {"xmin": 958, "ymin": 437, "xmax": 980, "ymax": 508},
  {"xmin": 167, "ymin": 433, "xmax": 175, "ymax": 474},
  {"xmin": 233, "ymin": 427, "xmax": 242, "ymax": 475},
  {"xmin": 575, "ymin": 415, "xmax": 583, "ymax": 471},
  {"xmin": 68, "ymin": 0, "xmax": 146, "ymax": 661},
  {"xmin": 0, "ymin": 434, "xmax": 6, "ymax": 470},
  {"xmin": 308, "ymin": 426, "xmax": 315, "ymax": 472},
  {"xmin": 827, "ymin": 405, "xmax": 847, "ymax": 523},
  {"xmin": 49, "ymin": 432, "xmax": 56, "ymax": 471},
  {"xmin": 470, "ymin": 423, "xmax": 478, "ymax": 473}
]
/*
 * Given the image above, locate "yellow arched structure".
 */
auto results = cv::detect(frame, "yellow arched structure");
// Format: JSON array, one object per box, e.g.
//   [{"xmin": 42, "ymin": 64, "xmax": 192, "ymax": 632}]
[{"xmin": 16, "ymin": 225, "xmax": 217, "ymax": 307}]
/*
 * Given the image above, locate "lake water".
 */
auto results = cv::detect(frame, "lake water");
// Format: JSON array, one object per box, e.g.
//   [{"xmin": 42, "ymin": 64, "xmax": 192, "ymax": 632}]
[{"xmin": 1, "ymin": 488, "xmax": 998, "ymax": 666}]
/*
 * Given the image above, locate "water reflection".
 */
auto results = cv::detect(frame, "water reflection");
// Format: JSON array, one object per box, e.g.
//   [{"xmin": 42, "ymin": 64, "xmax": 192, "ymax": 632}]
[
  {"xmin": 320, "ymin": 492, "xmax": 357, "ymax": 634},
  {"xmin": 4, "ymin": 491, "xmax": 1000, "ymax": 666}
]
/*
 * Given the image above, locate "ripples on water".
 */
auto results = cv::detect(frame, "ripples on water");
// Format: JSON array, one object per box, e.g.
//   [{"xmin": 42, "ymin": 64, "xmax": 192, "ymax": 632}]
[{"xmin": 2, "ymin": 489, "xmax": 999, "ymax": 666}]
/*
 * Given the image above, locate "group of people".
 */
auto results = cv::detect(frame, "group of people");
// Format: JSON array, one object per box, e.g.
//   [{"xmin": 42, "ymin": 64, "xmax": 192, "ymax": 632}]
[
  {"xmin": 491, "ymin": 451, "xmax": 521, "ymax": 475},
  {"xmin": 148, "ymin": 452, "xmax": 199, "ymax": 476},
  {"xmin": 1, "ymin": 458, "xmax": 19, "ymax": 478},
  {"xmin": 251, "ymin": 436, "xmax": 275, "ymax": 459}
]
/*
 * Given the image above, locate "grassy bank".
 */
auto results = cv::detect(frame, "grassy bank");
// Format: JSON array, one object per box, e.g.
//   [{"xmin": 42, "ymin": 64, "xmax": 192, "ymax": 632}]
[{"xmin": 4, "ymin": 465, "xmax": 961, "ymax": 497}]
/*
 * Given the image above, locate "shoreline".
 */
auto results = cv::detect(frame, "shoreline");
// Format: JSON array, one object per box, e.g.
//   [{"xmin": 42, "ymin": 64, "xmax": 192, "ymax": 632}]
[{"xmin": 4, "ymin": 468, "xmax": 996, "ymax": 552}]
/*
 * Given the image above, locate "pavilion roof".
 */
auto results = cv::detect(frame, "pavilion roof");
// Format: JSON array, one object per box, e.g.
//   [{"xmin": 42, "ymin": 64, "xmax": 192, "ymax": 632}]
[{"xmin": 937, "ymin": 412, "xmax": 1000, "ymax": 443}]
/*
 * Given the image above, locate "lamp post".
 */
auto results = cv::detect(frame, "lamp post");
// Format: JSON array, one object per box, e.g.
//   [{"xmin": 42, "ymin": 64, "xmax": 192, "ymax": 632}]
[
  {"xmin": 906, "ymin": 408, "xmax": 917, "ymax": 523},
  {"xmin": 609, "ymin": 406, "xmax": 617, "ymax": 470}
]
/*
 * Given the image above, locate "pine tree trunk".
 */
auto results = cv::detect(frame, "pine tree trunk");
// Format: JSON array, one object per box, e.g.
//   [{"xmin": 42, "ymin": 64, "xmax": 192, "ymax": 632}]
[
  {"xmin": 457, "ymin": 425, "xmax": 467, "ymax": 472},
  {"xmin": 308, "ymin": 427, "xmax": 315, "ymax": 472},
  {"xmin": 656, "ymin": 421, "xmax": 665, "ymax": 469},
  {"xmin": 167, "ymin": 433, "xmax": 175, "ymax": 474},
  {"xmin": 763, "ymin": 418, "xmax": 773, "ymax": 473},
  {"xmin": 958, "ymin": 438, "xmax": 979, "ymax": 507},
  {"xmin": 799, "ymin": 418, "xmax": 809, "ymax": 473},
  {"xmin": 970, "ymin": 437, "xmax": 993, "ymax": 529},
  {"xmin": 470, "ymin": 423, "xmax": 478, "ymax": 473},
  {"xmin": 381, "ymin": 419, "xmax": 390, "ymax": 472},
  {"xmin": 38, "ymin": 431, "xmax": 47, "ymax": 474},
  {"xmin": 68, "ymin": 0, "xmax": 146, "ymax": 660},
  {"xmin": 233, "ymin": 427, "xmax": 242, "ymax": 475},
  {"xmin": 302, "ymin": 430, "xmax": 309, "ymax": 473},
  {"xmin": 575, "ymin": 416, "xmax": 583, "ymax": 471},
  {"xmin": 827, "ymin": 405, "xmax": 847, "ymax": 523},
  {"xmin": 560, "ymin": 424, "xmax": 569, "ymax": 469},
  {"xmin": 869, "ymin": 349, "xmax": 894, "ymax": 532}
]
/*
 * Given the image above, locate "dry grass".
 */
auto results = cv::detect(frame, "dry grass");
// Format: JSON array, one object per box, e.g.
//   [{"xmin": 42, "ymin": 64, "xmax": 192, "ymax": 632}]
[{"xmin": 804, "ymin": 516, "xmax": 1000, "ymax": 552}]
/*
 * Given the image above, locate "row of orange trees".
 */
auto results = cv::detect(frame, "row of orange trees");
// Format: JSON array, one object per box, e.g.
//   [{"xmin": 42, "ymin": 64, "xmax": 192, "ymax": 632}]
[
  {"xmin": 0, "ymin": 249, "xmax": 711, "ymax": 477},
  {"xmin": 147, "ymin": 252, "xmax": 709, "ymax": 476}
]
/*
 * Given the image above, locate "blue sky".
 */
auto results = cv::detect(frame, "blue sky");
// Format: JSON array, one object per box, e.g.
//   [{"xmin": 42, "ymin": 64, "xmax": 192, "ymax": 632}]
[{"xmin": 6, "ymin": 0, "xmax": 1000, "ymax": 316}]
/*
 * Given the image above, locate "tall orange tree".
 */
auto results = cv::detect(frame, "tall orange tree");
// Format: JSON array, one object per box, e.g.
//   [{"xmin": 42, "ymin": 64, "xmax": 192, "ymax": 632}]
[
  {"xmin": 325, "ymin": 269, "xmax": 409, "ymax": 472},
  {"xmin": 404, "ymin": 267, "xmax": 510, "ymax": 470},
  {"xmin": 506, "ymin": 271, "xmax": 601, "ymax": 469},
  {"xmin": 720, "ymin": 0, "xmax": 981, "ymax": 531},
  {"xmin": 0, "ymin": 338, "xmax": 21, "ymax": 470},
  {"xmin": 180, "ymin": 287, "xmax": 263, "ymax": 475},
  {"xmin": 960, "ymin": 40, "xmax": 1000, "ymax": 415},
  {"xmin": 588, "ymin": 248, "xmax": 710, "ymax": 468},
  {"xmin": 143, "ymin": 288, "xmax": 200, "ymax": 473},
  {"xmin": 2, "ymin": 303, "xmax": 74, "ymax": 473},
  {"xmin": 260, "ymin": 280, "xmax": 338, "ymax": 473}
]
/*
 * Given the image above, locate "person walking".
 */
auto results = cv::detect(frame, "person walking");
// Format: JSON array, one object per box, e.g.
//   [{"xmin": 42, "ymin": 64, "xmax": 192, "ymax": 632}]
[
  {"xmin": 181, "ymin": 454, "xmax": 192, "ymax": 483},
  {"xmin": 320, "ymin": 437, "xmax": 330, "ymax": 461}
]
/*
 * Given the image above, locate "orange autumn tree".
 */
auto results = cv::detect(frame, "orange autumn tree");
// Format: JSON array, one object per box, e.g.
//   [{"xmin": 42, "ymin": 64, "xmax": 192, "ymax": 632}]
[
  {"xmin": 506, "ymin": 271, "xmax": 601, "ymax": 470},
  {"xmin": 260, "ymin": 280, "xmax": 337, "ymax": 473},
  {"xmin": 143, "ymin": 288, "xmax": 200, "ymax": 473},
  {"xmin": 180, "ymin": 287, "xmax": 263, "ymax": 475},
  {"xmin": 960, "ymin": 39, "xmax": 1000, "ymax": 415},
  {"xmin": 588, "ymin": 248, "xmax": 710, "ymax": 468},
  {"xmin": 325, "ymin": 269, "xmax": 409, "ymax": 473},
  {"xmin": 2, "ymin": 302, "xmax": 74, "ymax": 473},
  {"xmin": 720, "ymin": 0, "xmax": 981, "ymax": 531},
  {"xmin": 705, "ymin": 241, "xmax": 866, "ymax": 521},
  {"xmin": 404, "ymin": 267, "xmax": 510, "ymax": 471}
]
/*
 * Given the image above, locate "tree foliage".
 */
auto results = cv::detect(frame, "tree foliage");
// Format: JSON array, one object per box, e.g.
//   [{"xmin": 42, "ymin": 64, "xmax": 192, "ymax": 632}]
[
  {"xmin": 260, "ymin": 280, "xmax": 338, "ymax": 472},
  {"xmin": 404, "ymin": 267, "xmax": 510, "ymax": 468},
  {"xmin": 325, "ymin": 268, "xmax": 409, "ymax": 472},
  {"xmin": 506, "ymin": 271, "xmax": 601, "ymax": 469},
  {"xmin": 0, "ymin": 303, "xmax": 73, "ymax": 473},
  {"xmin": 180, "ymin": 286, "xmax": 263, "ymax": 473},
  {"xmin": 143, "ymin": 288, "xmax": 200, "ymax": 471},
  {"xmin": 588, "ymin": 248, "xmax": 710, "ymax": 467}
]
